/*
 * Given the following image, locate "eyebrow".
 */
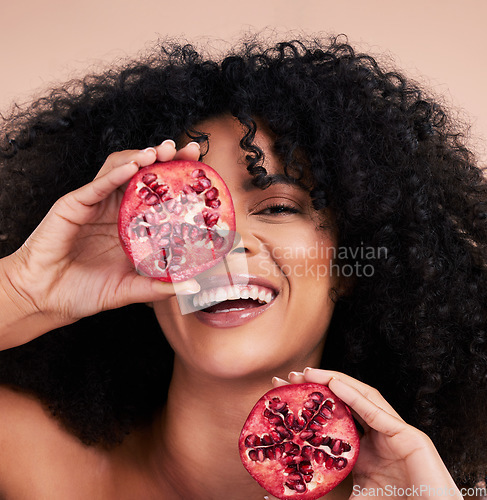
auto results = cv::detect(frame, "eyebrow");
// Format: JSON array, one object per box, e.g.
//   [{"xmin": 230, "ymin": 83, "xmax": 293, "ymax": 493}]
[{"xmin": 243, "ymin": 173, "xmax": 308, "ymax": 192}]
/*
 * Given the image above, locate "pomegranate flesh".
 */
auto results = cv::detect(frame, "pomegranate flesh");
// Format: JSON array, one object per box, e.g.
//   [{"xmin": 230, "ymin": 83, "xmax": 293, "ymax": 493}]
[
  {"xmin": 118, "ymin": 160, "xmax": 236, "ymax": 282},
  {"xmin": 239, "ymin": 383, "xmax": 360, "ymax": 499}
]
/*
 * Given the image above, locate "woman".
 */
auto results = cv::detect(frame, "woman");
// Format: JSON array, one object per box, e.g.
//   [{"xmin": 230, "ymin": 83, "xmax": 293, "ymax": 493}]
[{"xmin": 0, "ymin": 35, "xmax": 485, "ymax": 498}]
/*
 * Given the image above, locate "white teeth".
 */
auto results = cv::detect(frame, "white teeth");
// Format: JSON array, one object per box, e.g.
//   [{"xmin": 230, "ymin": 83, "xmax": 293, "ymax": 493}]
[{"xmin": 192, "ymin": 284, "xmax": 276, "ymax": 309}]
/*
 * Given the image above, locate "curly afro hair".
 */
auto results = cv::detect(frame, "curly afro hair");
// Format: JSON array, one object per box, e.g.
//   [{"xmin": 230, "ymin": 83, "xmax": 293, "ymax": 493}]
[{"xmin": 0, "ymin": 35, "xmax": 486, "ymax": 486}]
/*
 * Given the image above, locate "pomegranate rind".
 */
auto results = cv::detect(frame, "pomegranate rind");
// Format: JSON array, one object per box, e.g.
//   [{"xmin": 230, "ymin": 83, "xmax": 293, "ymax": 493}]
[
  {"xmin": 239, "ymin": 383, "xmax": 360, "ymax": 500},
  {"xmin": 118, "ymin": 160, "xmax": 236, "ymax": 282}
]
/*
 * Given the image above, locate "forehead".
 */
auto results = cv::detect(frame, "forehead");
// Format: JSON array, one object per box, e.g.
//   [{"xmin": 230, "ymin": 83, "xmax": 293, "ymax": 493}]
[
  {"xmin": 180, "ymin": 115, "xmax": 310, "ymax": 198},
  {"xmin": 184, "ymin": 115, "xmax": 281, "ymax": 171}
]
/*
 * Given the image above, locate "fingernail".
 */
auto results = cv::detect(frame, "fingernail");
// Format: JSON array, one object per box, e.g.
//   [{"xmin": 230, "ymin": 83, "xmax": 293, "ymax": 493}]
[
  {"xmin": 174, "ymin": 281, "xmax": 201, "ymax": 295},
  {"xmin": 288, "ymin": 371, "xmax": 302, "ymax": 378},
  {"xmin": 160, "ymin": 139, "xmax": 176, "ymax": 148},
  {"xmin": 143, "ymin": 147, "xmax": 157, "ymax": 154},
  {"xmin": 303, "ymin": 367, "xmax": 313, "ymax": 374},
  {"xmin": 186, "ymin": 141, "xmax": 200, "ymax": 149},
  {"xmin": 329, "ymin": 376, "xmax": 342, "ymax": 384},
  {"xmin": 177, "ymin": 287, "xmax": 200, "ymax": 295},
  {"xmin": 129, "ymin": 160, "xmax": 140, "ymax": 167},
  {"xmin": 272, "ymin": 376, "xmax": 287, "ymax": 384}
]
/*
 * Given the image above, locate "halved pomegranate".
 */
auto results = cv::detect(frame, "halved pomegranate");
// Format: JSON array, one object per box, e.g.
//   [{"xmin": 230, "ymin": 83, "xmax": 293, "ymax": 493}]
[
  {"xmin": 239, "ymin": 383, "xmax": 360, "ymax": 499},
  {"xmin": 118, "ymin": 160, "xmax": 236, "ymax": 282}
]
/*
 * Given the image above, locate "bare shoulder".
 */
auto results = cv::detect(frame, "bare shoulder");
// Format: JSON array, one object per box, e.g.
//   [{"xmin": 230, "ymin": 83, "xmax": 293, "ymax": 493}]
[{"xmin": 0, "ymin": 385, "xmax": 109, "ymax": 499}]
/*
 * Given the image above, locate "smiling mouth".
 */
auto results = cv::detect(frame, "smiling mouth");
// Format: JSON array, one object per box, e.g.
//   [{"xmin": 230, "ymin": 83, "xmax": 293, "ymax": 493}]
[{"xmin": 193, "ymin": 284, "xmax": 276, "ymax": 313}]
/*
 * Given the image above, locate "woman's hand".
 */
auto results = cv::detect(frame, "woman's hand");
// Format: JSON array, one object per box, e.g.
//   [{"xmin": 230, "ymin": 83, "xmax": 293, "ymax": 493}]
[
  {"xmin": 273, "ymin": 369, "xmax": 463, "ymax": 500},
  {"xmin": 0, "ymin": 140, "xmax": 201, "ymax": 347}
]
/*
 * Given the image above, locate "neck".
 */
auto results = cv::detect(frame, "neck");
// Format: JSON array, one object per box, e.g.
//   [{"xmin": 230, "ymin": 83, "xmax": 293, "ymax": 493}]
[
  {"xmin": 151, "ymin": 360, "xmax": 277, "ymax": 499},
  {"xmin": 136, "ymin": 359, "xmax": 350, "ymax": 499}
]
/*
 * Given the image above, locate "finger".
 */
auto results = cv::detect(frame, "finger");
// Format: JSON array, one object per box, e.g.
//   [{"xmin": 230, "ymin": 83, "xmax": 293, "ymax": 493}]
[
  {"xmin": 118, "ymin": 274, "xmax": 201, "ymax": 306},
  {"xmin": 272, "ymin": 377, "xmax": 290, "ymax": 388},
  {"xmin": 173, "ymin": 141, "xmax": 201, "ymax": 161},
  {"xmin": 328, "ymin": 377, "xmax": 405, "ymax": 437},
  {"xmin": 74, "ymin": 161, "xmax": 139, "ymax": 208},
  {"xmin": 288, "ymin": 371, "xmax": 306, "ymax": 384},
  {"xmin": 95, "ymin": 147, "xmax": 158, "ymax": 179},
  {"xmin": 303, "ymin": 368, "xmax": 400, "ymax": 418},
  {"xmin": 153, "ymin": 139, "xmax": 178, "ymax": 162}
]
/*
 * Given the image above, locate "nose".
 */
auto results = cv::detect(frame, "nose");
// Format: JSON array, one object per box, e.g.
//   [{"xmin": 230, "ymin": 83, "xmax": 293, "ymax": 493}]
[{"xmin": 231, "ymin": 209, "xmax": 262, "ymax": 258}]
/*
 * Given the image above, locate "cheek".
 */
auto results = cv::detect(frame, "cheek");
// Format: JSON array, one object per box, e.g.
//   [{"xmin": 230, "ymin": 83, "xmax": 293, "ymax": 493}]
[{"xmin": 269, "ymin": 226, "xmax": 339, "ymax": 290}]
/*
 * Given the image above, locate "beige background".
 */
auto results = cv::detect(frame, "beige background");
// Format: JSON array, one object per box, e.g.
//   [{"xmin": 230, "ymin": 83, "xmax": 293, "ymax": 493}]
[{"xmin": 1, "ymin": 0, "xmax": 486, "ymax": 165}]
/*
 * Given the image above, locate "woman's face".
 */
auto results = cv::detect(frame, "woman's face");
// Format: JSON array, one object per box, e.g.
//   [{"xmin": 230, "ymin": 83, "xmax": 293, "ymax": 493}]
[{"xmin": 152, "ymin": 115, "xmax": 342, "ymax": 378}]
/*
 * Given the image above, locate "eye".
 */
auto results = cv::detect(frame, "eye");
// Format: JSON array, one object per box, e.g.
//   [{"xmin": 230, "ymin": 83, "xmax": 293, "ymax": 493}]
[{"xmin": 256, "ymin": 203, "xmax": 300, "ymax": 216}]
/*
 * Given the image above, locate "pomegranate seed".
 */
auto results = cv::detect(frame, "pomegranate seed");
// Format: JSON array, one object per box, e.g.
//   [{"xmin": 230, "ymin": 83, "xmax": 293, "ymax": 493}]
[
  {"xmin": 286, "ymin": 472, "xmax": 301, "ymax": 482},
  {"xmin": 266, "ymin": 448, "xmax": 276, "ymax": 460},
  {"xmin": 244, "ymin": 434, "xmax": 261, "ymax": 448},
  {"xmin": 137, "ymin": 186, "xmax": 152, "ymax": 199},
  {"xmin": 299, "ymin": 430, "xmax": 314, "ymax": 441},
  {"xmin": 269, "ymin": 431, "xmax": 283, "ymax": 444},
  {"xmin": 331, "ymin": 439, "xmax": 342, "ymax": 455},
  {"xmin": 308, "ymin": 435, "xmax": 323, "ymax": 447},
  {"xmin": 173, "ymin": 236, "xmax": 185, "ymax": 247},
  {"xmin": 341, "ymin": 442, "xmax": 351, "ymax": 452},
  {"xmin": 285, "ymin": 414, "xmax": 295, "ymax": 428},
  {"xmin": 292, "ymin": 417, "xmax": 306, "ymax": 432},
  {"xmin": 304, "ymin": 400, "xmax": 320, "ymax": 411},
  {"xmin": 157, "ymin": 238, "xmax": 170, "ymax": 247},
  {"xmin": 276, "ymin": 426, "xmax": 292, "ymax": 440},
  {"xmin": 159, "ymin": 222, "xmax": 172, "ymax": 237},
  {"xmin": 261, "ymin": 434, "xmax": 274, "ymax": 446},
  {"xmin": 269, "ymin": 398, "xmax": 287, "ymax": 412},
  {"xmin": 193, "ymin": 213, "xmax": 204, "ymax": 226},
  {"xmin": 154, "ymin": 184, "xmax": 169, "ymax": 196},
  {"xmin": 325, "ymin": 457, "xmax": 335, "ymax": 469},
  {"xmin": 172, "ymin": 246, "xmax": 184, "ymax": 256},
  {"xmin": 203, "ymin": 212, "xmax": 219, "ymax": 228},
  {"xmin": 181, "ymin": 223, "xmax": 191, "ymax": 240},
  {"xmin": 313, "ymin": 414, "xmax": 328, "ymax": 425},
  {"xmin": 323, "ymin": 399, "xmax": 334, "ymax": 410},
  {"xmin": 299, "ymin": 461, "xmax": 313, "ymax": 474},
  {"xmin": 205, "ymin": 187, "xmax": 219, "ymax": 200},
  {"xmin": 145, "ymin": 193, "xmax": 160, "ymax": 206},
  {"xmin": 274, "ymin": 444, "xmax": 284, "ymax": 459},
  {"xmin": 309, "ymin": 392, "xmax": 325, "ymax": 402},
  {"xmin": 191, "ymin": 168, "xmax": 206, "ymax": 178},
  {"xmin": 319, "ymin": 407, "xmax": 333, "ymax": 419},
  {"xmin": 206, "ymin": 198, "xmax": 221, "ymax": 209},
  {"xmin": 142, "ymin": 173, "xmax": 157, "ymax": 185},
  {"xmin": 309, "ymin": 420, "xmax": 324, "ymax": 432},
  {"xmin": 189, "ymin": 226, "xmax": 200, "ymax": 242},
  {"xmin": 192, "ymin": 177, "xmax": 211, "ymax": 193},
  {"xmin": 165, "ymin": 199, "xmax": 177, "ymax": 213},
  {"xmin": 172, "ymin": 202, "xmax": 184, "ymax": 215},
  {"xmin": 314, "ymin": 449, "xmax": 326, "ymax": 465},
  {"xmin": 335, "ymin": 458, "xmax": 348, "ymax": 470},
  {"xmin": 301, "ymin": 446, "xmax": 314, "ymax": 460}
]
